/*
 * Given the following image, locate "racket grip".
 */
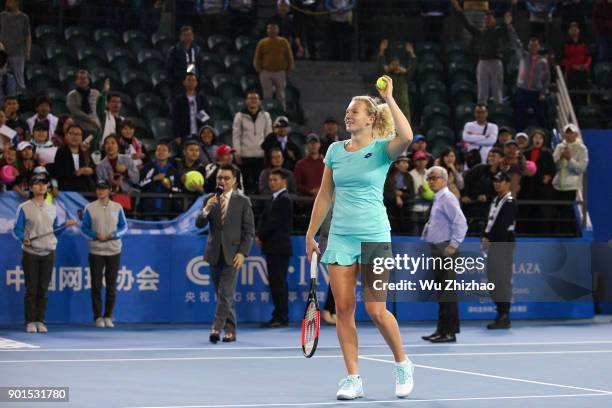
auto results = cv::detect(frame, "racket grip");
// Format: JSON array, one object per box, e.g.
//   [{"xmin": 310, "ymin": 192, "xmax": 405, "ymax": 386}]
[{"xmin": 310, "ymin": 252, "xmax": 318, "ymax": 280}]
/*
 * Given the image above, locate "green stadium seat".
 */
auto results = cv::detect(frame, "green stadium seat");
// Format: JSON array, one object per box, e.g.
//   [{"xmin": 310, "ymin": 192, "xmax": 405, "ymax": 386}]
[
  {"xmin": 419, "ymin": 80, "xmax": 447, "ymax": 106},
  {"xmin": 137, "ymin": 49, "xmax": 165, "ymax": 75},
  {"xmin": 426, "ymin": 125, "xmax": 456, "ymax": 145},
  {"xmin": 27, "ymin": 65, "xmax": 56, "ymax": 82},
  {"xmin": 262, "ymin": 98, "xmax": 283, "ymax": 112},
  {"xmin": 448, "ymin": 60, "xmax": 475, "ymax": 83},
  {"xmin": 151, "ymin": 70, "xmax": 171, "ymax": 100},
  {"xmin": 578, "ymin": 105, "xmax": 603, "ymax": 128},
  {"xmin": 593, "ymin": 63, "xmax": 612, "ymax": 87},
  {"xmin": 98, "ymin": 36, "xmax": 123, "ymax": 53},
  {"xmin": 201, "ymin": 51, "xmax": 224, "ymax": 65},
  {"xmin": 139, "ymin": 138, "xmax": 158, "ymax": 154},
  {"xmin": 29, "ymin": 74, "xmax": 59, "ymax": 94},
  {"xmin": 214, "ymin": 120, "xmax": 233, "ymax": 136},
  {"xmin": 126, "ymin": 116, "xmax": 152, "ymax": 139},
  {"xmin": 120, "ymin": 69, "xmax": 152, "ymax": 97},
  {"xmin": 29, "ymin": 44, "xmax": 43, "ymax": 65},
  {"xmin": 77, "ymin": 46, "xmax": 107, "ymax": 71},
  {"xmin": 417, "ymin": 61, "xmax": 445, "ymax": 83},
  {"xmin": 286, "ymin": 83, "xmax": 300, "ymax": 103},
  {"xmin": 152, "ymin": 32, "xmax": 172, "ymax": 46},
  {"xmin": 217, "ymin": 130, "xmax": 233, "ymax": 146},
  {"xmin": 487, "ymin": 102, "xmax": 514, "ymax": 127},
  {"xmin": 150, "ymin": 117, "xmax": 174, "ymax": 141},
  {"xmin": 45, "ymin": 44, "xmax": 78, "ymax": 68},
  {"xmin": 240, "ymin": 74, "xmax": 260, "ymax": 93},
  {"xmin": 216, "ymin": 83, "xmax": 242, "ymax": 101},
  {"xmin": 94, "ymin": 28, "xmax": 120, "ymax": 42},
  {"xmin": 67, "ymin": 35, "xmax": 93, "ymax": 50},
  {"xmin": 416, "ymin": 41, "xmax": 442, "ymax": 55},
  {"xmin": 268, "ymin": 108, "xmax": 289, "ymax": 122},
  {"xmin": 35, "ymin": 25, "xmax": 62, "ymax": 40},
  {"xmin": 418, "ymin": 51, "xmax": 443, "ymax": 65},
  {"xmin": 154, "ymin": 38, "xmax": 174, "ymax": 55},
  {"xmin": 107, "ymin": 48, "xmax": 137, "ymax": 72},
  {"xmin": 58, "ymin": 65, "xmax": 79, "ymax": 91},
  {"xmin": 207, "ymin": 95, "xmax": 230, "ymax": 109},
  {"xmin": 202, "ymin": 60, "xmax": 225, "ymax": 80},
  {"xmin": 123, "ymin": 29, "xmax": 148, "ymax": 44},
  {"xmin": 65, "ymin": 26, "xmax": 91, "ymax": 40},
  {"xmin": 421, "ymin": 102, "xmax": 451, "ymax": 130},
  {"xmin": 135, "ymin": 92, "xmax": 167, "ymax": 121},
  {"xmin": 211, "ymin": 73, "xmax": 237, "ymax": 90},
  {"xmin": 227, "ymin": 96, "xmax": 245, "ymax": 115},
  {"xmin": 450, "ymin": 80, "xmax": 477, "ymax": 105},
  {"xmin": 235, "ymin": 35, "xmax": 257, "ymax": 53},
  {"xmin": 90, "ymin": 67, "xmax": 121, "ymax": 91},
  {"xmin": 207, "ymin": 34, "xmax": 233, "ymax": 55},
  {"xmin": 45, "ymin": 88, "xmax": 66, "ymax": 102}
]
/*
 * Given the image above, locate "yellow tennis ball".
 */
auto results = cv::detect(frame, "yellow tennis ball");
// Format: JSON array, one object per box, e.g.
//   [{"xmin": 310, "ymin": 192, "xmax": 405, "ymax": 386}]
[
  {"xmin": 376, "ymin": 77, "xmax": 388, "ymax": 90},
  {"xmin": 184, "ymin": 171, "xmax": 204, "ymax": 192}
]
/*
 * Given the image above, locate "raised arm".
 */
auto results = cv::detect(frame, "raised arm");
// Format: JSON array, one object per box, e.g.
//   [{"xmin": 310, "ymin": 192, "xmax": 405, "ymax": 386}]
[{"xmin": 377, "ymin": 75, "xmax": 414, "ymax": 159}]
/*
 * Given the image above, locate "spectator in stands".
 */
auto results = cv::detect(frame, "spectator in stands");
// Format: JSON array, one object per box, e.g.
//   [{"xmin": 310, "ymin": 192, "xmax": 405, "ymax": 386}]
[
  {"xmin": 198, "ymin": 125, "xmax": 218, "ymax": 166},
  {"xmin": 409, "ymin": 151, "xmax": 433, "ymax": 233},
  {"xmin": 261, "ymin": 115, "xmax": 302, "ymax": 171},
  {"xmin": 408, "ymin": 135, "xmax": 433, "ymax": 168},
  {"xmin": 294, "ymin": 133, "xmax": 324, "ymax": 196},
  {"xmin": 52, "ymin": 125, "xmax": 95, "ymax": 192},
  {"xmin": 515, "ymin": 132, "xmax": 529, "ymax": 152},
  {"xmin": 31, "ymin": 122, "xmax": 53, "ymax": 152},
  {"xmin": 97, "ymin": 135, "xmax": 139, "ymax": 195},
  {"xmin": 593, "ymin": 0, "xmax": 612, "ymax": 63},
  {"xmin": 461, "ymin": 146, "xmax": 504, "ymax": 230},
  {"xmin": 0, "ymin": 0, "xmax": 31, "ymax": 92},
  {"xmin": 562, "ymin": 22, "xmax": 591, "ymax": 106},
  {"xmin": 13, "ymin": 141, "xmax": 38, "ymax": 199},
  {"xmin": 257, "ymin": 168, "xmax": 293, "ymax": 328},
  {"xmin": 384, "ymin": 155, "xmax": 415, "ymax": 233},
  {"xmin": 377, "ymin": 39, "xmax": 416, "ymax": 120},
  {"xmin": 117, "ymin": 120, "xmax": 145, "ymax": 170},
  {"xmin": 0, "ymin": 145, "xmax": 17, "ymax": 190},
  {"xmin": 52, "ymin": 115, "xmax": 74, "ymax": 147},
  {"xmin": 326, "ymin": 0, "xmax": 353, "ymax": 61},
  {"xmin": 228, "ymin": 0, "xmax": 255, "ymax": 37},
  {"xmin": 139, "ymin": 142, "xmax": 179, "ymax": 216},
  {"xmin": 519, "ymin": 128, "xmax": 555, "ymax": 233},
  {"xmin": 451, "ymin": 0, "xmax": 489, "ymax": 44},
  {"xmin": 552, "ymin": 123, "xmax": 589, "ymax": 234},
  {"xmin": 232, "ymin": 90, "xmax": 272, "ymax": 192},
  {"xmin": 462, "ymin": 104, "xmax": 498, "ymax": 167},
  {"xmin": 175, "ymin": 139, "xmax": 206, "ymax": 195},
  {"xmin": 254, "ymin": 21, "xmax": 295, "ymax": 110},
  {"xmin": 320, "ymin": 117, "xmax": 341, "ymax": 156},
  {"xmin": 501, "ymin": 140, "xmax": 524, "ymax": 197},
  {"xmin": 0, "ymin": 47, "xmax": 17, "ymax": 102},
  {"xmin": 167, "ymin": 26, "xmax": 201, "ymax": 95},
  {"xmin": 4, "ymin": 95, "xmax": 28, "ymax": 140},
  {"xmin": 172, "ymin": 72, "xmax": 210, "ymax": 145},
  {"xmin": 526, "ymin": 0, "xmax": 556, "ymax": 40},
  {"xmin": 493, "ymin": 126, "xmax": 513, "ymax": 149},
  {"xmin": 419, "ymin": 0, "xmax": 449, "ymax": 42},
  {"xmin": 436, "ymin": 147, "xmax": 464, "ymax": 199},
  {"xmin": 268, "ymin": 0, "xmax": 305, "ymax": 58},
  {"xmin": 510, "ymin": 33, "xmax": 550, "ymax": 132},
  {"xmin": 100, "ymin": 89, "xmax": 124, "ymax": 147},
  {"xmin": 204, "ymin": 144, "xmax": 245, "ymax": 194},
  {"xmin": 81, "ymin": 179, "xmax": 128, "ymax": 329},
  {"xmin": 453, "ymin": 2, "xmax": 514, "ymax": 104},
  {"xmin": 66, "ymin": 70, "xmax": 102, "ymax": 137},
  {"xmin": 27, "ymin": 97, "xmax": 58, "ymax": 136},
  {"xmin": 258, "ymin": 146, "xmax": 297, "ymax": 194}
]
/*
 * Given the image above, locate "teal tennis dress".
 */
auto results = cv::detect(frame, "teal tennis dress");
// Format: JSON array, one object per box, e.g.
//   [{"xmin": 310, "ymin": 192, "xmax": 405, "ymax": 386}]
[{"xmin": 321, "ymin": 138, "xmax": 394, "ymax": 265}]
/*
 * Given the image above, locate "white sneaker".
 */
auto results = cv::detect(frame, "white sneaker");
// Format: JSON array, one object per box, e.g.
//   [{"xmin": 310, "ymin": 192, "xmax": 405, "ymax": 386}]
[
  {"xmin": 95, "ymin": 317, "xmax": 106, "ymax": 328},
  {"xmin": 336, "ymin": 375, "xmax": 364, "ymax": 400},
  {"xmin": 395, "ymin": 359, "xmax": 415, "ymax": 398},
  {"xmin": 104, "ymin": 317, "xmax": 114, "ymax": 328},
  {"xmin": 35, "ymin": 322, "xmax": 48, "ymax": 333},
  {"xmin": 26, "ymin": 322, "xmax": 37, "ymax": 333}
]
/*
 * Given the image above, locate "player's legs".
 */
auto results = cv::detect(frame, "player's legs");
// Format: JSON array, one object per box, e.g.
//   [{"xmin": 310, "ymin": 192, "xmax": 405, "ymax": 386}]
[
  {"xmin": 329, "ymin": 262, "xmax": 359, "ymax": 374},
  {"xmin": 364, "ymin": 300, "xmax": 406, "ymax": 362}
]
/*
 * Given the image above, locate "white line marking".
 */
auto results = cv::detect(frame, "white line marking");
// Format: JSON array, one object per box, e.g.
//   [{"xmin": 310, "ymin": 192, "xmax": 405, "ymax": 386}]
[
  {"xmin": 359, "ymin": 356, "xmax": 612, "ymax": 395},
  {"xmin": 3, "ymin": 340, "xmax": 612, "ymax": 352},
  {"xmin": 4, "ymin": 349, "xmax": 612, "ymax": 363},
  {"xmin": 0, "ymin": 338, "xmax": 39, "ymax": 349},
  {"xmin": 123, "ymin": 393, "xmax": 612, "ymax": 408}
]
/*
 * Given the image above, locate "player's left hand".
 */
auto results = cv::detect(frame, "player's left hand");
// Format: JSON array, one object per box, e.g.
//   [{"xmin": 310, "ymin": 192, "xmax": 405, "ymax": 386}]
[
  {"xmin": 376, "ymin": 75, "xmax": 394, "ymax": 101},
  {"xmin": 233, "ymin": 252, "xmax": 245, "ymax": 269}
]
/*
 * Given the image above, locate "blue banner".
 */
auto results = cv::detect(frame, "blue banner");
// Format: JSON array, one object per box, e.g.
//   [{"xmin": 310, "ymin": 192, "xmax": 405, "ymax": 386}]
[{"xmin": 0, "ymin": 233, "xmax": 594, "ymax": 325}]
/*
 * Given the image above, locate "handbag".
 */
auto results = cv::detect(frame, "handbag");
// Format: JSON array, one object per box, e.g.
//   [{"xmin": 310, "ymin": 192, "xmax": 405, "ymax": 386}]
[{"xmin": 111, "ymin": 193, "xmax": 132, "ymax": 211}]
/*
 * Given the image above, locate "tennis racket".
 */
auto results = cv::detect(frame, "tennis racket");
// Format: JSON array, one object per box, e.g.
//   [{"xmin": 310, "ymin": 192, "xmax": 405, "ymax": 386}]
[
  {"xmin": 301, "ymin": 252, "xmax": 320, "ymax": 358},
  {"xmin": 26, "ymin": 210, "xmax": 82, "ymax": 243}
]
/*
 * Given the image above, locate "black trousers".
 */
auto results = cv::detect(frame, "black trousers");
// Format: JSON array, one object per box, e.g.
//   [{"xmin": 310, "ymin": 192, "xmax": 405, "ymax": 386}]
[
  {"xmin": 555, "ymin": 190, "xmax": 578, "ymax": 235},
  {"xmin": 429, "ymin": 243, "xmax": 460, "ymax": 335},
  {"xmin": 23, "ymin": 251, "xmax": 55, "ymax": 324},
  {"xmin": 241, "ymin": 157, "xmax": 264, "ymax": 194},
  {"xmin": 89, "ymin": 253, "xmax": 120, "ymax": 319},
  {"xmin": 487, "ymin": 244, "xmax": 515, "ymax": 315},
  {"xmin": 266, "ymin": 254, "xmax": 290, "ymax": 323}
]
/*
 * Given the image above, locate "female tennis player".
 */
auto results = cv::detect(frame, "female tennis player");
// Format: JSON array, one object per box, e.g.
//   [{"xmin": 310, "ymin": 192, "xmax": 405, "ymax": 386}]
[{"xmin": 306, "ymin": 75, "xmax": 414, "ymax": 400}]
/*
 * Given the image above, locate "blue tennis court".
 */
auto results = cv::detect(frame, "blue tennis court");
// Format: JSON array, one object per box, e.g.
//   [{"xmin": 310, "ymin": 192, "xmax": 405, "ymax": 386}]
[{"xmin": 2, "ymin": 318, "xmax": 612, "ymax": 408}]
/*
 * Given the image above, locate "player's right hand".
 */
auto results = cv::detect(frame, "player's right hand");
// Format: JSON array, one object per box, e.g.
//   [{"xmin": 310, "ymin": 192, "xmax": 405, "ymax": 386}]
[
  {"xmin": 306, "ymin": 237, "xmax": 320, "ymax": 262},
  {"xmin": 23, "ymin": 238, "xmax": 31, "ymax": 247}
]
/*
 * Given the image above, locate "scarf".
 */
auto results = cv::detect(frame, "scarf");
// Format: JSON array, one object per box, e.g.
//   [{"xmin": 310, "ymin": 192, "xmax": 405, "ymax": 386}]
[
  {"xmin": 76, "ymin": 87, "xmax": 92, "ymax": 114},
  {"xmin": 529, "ymin": 147, "xmax": 541, "ymax": 163}
]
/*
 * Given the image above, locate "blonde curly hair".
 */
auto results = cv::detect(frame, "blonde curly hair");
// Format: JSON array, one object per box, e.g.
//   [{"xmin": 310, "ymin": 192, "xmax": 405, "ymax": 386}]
[{"xmin": 351, "ymin": 96, "xmax": 395, "ymax": 140}]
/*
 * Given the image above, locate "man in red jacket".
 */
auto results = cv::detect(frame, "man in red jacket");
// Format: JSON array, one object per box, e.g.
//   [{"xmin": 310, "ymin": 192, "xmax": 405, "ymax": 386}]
[{"xmin": 562, "ymin": 22, "xmax": 592, "ymax": 106}]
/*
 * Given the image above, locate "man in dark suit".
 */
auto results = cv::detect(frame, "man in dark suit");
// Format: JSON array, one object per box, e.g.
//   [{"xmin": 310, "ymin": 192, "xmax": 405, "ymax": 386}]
[
  {"xmin": 51, "ymin": 125, "xmax": 95, "ymax": 192},
  {"xmin": 166, "ymin": 26, "xmax": 202, "ymax": 95},
  {"xmin": 481, "ymin": 171, "xmax": 517, "ymax": 329},
  {"xmin": 196, "ymin": 164, "xmax": 255, "ymax": 343},
  {"xmin": 172, "ymin": 72, "xmax": 210, "ymax": 145},
  {"xmin": 256, "ymin": 169, "xmax": 293, "ymax": 327}
]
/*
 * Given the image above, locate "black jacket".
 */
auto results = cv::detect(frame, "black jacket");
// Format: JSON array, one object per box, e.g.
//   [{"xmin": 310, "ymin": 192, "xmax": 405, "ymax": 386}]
[
  {"xmin": 174, "ymin": 158, "xmax": 207, "ymax": 193},
  {"xmin": 166, "ymin": 43, "xmax": 202, "ymax": 89},
  {"xmin": 483, "ymin": 194, "xmax": 518, "ymax": 242},
  {"xmin": 172, "ymin": 93, "xmax": 210, "ymax": 140},
  {"xmin": 462, "ymin": 164, "xmax": 499, "ymax": 201},
  {"xmin": 261, "ymin": 132, "xmax": 303, "ymax": 170},
  {"xmin": 257, "ymin": 189, "xmax": 293, "ymax": 256},
  {"xmin": 457, "ymin": 10, "xmax": 511, "ymax": 60},
  {"xmin": 52, "ymin": 145, "xmax": 95, "ymax": 192}
]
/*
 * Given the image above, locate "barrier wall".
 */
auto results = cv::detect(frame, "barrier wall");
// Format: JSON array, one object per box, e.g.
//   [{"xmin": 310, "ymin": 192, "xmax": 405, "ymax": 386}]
[{"xmin": 0, "ymin": 234, "xmax": 594, "ymax": 325}]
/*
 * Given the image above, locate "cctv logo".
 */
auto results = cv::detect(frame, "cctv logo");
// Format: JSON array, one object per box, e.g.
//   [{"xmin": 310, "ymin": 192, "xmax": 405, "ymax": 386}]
[{"xmin": 186, "ymin": 256, "xmax": 211, "ymax": 286}]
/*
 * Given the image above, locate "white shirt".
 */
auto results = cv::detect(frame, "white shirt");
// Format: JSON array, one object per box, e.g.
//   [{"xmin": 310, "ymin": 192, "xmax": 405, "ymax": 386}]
[
  {"xmin": 422, "ymin": 187, "xmax": 468, "ymax": 248},
  {"xmin": 72, "ymin": 153, "xmax": 80, "ymax": 171},
  {"xmin": 462, "ymin": 121, "xmax": 498, "ymax": 164},
  {"xmin": 272, "ymin": 187, "xmax": 287, "ymax": 200},
  {"xmin": 188, "ymin": 95, "xmax": 198, "ymax": 136}
]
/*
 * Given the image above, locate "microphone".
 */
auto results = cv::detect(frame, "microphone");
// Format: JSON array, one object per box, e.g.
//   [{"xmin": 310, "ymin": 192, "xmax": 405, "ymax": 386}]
[{"xmin": 213, "ymin": 184, "xmax": 225, "ymax": 208}]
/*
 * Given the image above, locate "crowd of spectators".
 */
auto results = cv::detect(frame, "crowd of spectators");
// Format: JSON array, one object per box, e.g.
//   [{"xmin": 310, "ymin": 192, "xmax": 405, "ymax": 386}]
[{"xmin": 0, "ymin": 0, "xmax": 598, "ymax": 236}]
